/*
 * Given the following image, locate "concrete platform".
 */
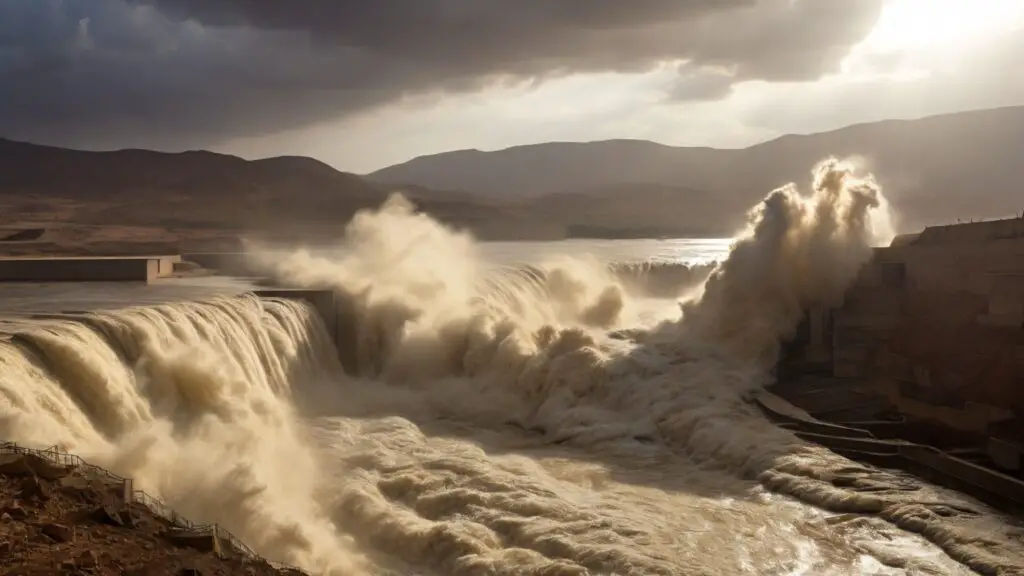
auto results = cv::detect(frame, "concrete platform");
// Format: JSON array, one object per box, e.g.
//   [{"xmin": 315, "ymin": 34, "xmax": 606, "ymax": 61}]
[
  {"xmin": 182, "ymin": 253, "xmax": 262, "ymax": 276},
  {"xmin": 755, "ymin": 390, "xmax": 1024, "ymax": 510},
  {"xmin": 0, "ymin": 256, "xmax": 180, "ymax": 282}
]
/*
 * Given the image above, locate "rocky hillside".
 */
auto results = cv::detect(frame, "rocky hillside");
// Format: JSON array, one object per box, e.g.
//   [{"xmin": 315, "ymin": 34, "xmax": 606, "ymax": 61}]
[{"xmin": 0, "ymin": 444, "xmax": 301, "ymax": 575}]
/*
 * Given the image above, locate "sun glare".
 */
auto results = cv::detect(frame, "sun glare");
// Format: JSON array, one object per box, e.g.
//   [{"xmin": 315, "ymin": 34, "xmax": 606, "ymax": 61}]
[{"xmin": 862, "ymin": 0, "xmax": 1024, "ymax": 53}]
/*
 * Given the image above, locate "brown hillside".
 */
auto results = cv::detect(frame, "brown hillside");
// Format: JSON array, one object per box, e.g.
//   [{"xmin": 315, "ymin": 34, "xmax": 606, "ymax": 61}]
[
  {"xmin": 0, "ymin": 139, "xmax": 559, "ymax": 252},
  {"xmin": 0, "ymin": 444, "xmax": 301, "ymax": 575}
]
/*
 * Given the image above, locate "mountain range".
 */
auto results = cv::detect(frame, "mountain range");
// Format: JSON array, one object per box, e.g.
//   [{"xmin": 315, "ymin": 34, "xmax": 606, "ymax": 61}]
[
  {"xmin": 370, "ymin": 106, "xmax": 1024, "ymax": 235},
  {"xmin": 1, "ymin": 106, "xmax": 1022, "ymax": 254}
]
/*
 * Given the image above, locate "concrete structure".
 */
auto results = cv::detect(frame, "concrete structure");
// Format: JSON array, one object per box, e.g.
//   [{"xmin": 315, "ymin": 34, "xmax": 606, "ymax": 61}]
[
  {"xmin": 153, "ymin": 255, "xmax": 181, "ymax": 278},
  {"xmin": 755, "ymin": 390, "xmax": 1024, "ymax": 508},
  {"xmin": 252, "ymin": 289, "xmax": 355, "ymax": 369},
  {"xmin": 0, "ymin": 255, "xmax": 181, "ymax": 283},
  {"xmin": 781, "ymin": 216, "xmax": 1024, "ymax": 480},
  {"xmin": 182, "ymin": 253, "xmax": 263, "ymax": 276}
]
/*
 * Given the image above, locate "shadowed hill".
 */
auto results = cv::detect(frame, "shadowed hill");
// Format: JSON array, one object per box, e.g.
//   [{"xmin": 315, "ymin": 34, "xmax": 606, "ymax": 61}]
[
  {"xmin": 0, "ymin": 138, "xmax": 559, "ymax": 245},
  {"xmin": 522, "ymin": 183, "xmax": 730, "ymax": 238},
  {"xmin": 0, "ymin": 138, "xmax": 381, "ymax": 211},
  {"xmin": 4, "ymin": 106, "xmax": 1022, "ymax": 248},
  {"xmin": 370, "ymin": 106, "xmax": 1024, "ymax": 232},
  {"xmin": 0, "ymin": 138, "xmax": 380, "ymax": 228},
  {"xmin": 369, "ymin": 140, "xmax": 720, "ymax": 199}
]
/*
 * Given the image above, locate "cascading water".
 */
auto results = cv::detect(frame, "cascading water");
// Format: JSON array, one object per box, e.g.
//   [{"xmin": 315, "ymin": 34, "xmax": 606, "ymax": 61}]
[
  {"xmin": 0, "ymin": 158, "xmax": 1021, "ymax": 575},
  {"xmin": 0, "ymin": 297, "xmax": 366, "ymax": 573}
]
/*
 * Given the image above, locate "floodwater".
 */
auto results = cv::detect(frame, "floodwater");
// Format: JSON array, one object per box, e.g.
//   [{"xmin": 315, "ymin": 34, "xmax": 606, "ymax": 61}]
[{"xmin": 1, "ymin": 179, "xmax": 1021, "ymax": 575}]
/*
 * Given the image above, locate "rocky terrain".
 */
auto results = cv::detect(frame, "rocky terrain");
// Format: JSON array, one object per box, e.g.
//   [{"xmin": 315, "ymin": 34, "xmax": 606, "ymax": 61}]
[{"xmin": 0, "ymin": 447, "xmax": 301, "ymax": 576}]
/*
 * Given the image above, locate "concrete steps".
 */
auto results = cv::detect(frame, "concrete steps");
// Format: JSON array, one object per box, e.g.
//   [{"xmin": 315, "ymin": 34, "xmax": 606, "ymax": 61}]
[{"xmin": 754, "ymin": 391, "xmax": 1024, "ymax": 511}]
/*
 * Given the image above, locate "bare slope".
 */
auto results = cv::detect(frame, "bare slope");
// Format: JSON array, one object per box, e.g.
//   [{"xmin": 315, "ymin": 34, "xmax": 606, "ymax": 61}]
[
  {"xmin": 370, "ymin": 106, "xmax": 1024, "ymax": 232},
  {"xmin": 4, "ymin": 106, "xmax": 1021, "ymax": 246},
  {"xmin": 0, "ymin": 139, "xmax": 553, "ymax": 247}
]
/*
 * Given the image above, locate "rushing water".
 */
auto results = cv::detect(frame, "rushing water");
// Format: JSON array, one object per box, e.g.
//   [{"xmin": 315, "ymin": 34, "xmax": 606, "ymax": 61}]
[
  {"xmin": 0, "ymin": 240, "xmax": 728, "ymax": 316},
  {"xmin": 1, "ymin": 160, "xmax": 1022, "ymax": 575}
]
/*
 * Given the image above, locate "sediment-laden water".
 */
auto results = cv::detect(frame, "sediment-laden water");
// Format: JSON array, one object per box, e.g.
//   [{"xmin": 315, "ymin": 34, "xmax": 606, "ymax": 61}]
[{"xmin": 1, "ymin": 159, "xmax": 1022, "ymax": 575}]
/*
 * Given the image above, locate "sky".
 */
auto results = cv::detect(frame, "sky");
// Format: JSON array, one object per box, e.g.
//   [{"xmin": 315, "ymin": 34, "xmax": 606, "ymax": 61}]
[{"xmin": 2, "ymin": 0, "xmax": 1023, "ymax": 173}]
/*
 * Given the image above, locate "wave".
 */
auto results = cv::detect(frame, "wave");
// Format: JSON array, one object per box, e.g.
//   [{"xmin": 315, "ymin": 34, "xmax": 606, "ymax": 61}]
[{"xmin": 0, "ymin": 158, "xmax": 1020, "ymax": 575}]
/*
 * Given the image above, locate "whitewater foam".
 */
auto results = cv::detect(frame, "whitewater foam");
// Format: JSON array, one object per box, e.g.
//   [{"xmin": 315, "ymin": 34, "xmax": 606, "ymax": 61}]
[{"xmin": 0, "ymin": 158, "xmax": 1020, "ymax": 575}]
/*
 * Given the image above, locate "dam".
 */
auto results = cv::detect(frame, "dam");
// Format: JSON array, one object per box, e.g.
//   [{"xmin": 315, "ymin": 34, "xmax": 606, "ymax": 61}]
[
  {"xmin": 0, "ymin": 255, "xmax": 182, "ymax": 282},
  {"xmin": 2, "ymin": 220, "xmax": 1024, "ymax": 573},
  {"xmin": 771, "ymin": 216, "xmax": 1024, "ymax": 506}
]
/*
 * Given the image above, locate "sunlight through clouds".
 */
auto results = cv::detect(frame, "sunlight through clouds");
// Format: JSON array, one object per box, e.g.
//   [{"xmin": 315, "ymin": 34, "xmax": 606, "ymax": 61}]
[
  {"xmin": 842, "ymin": 0, "xmax": 1024, "ymax": 80},
  {"xmin": 40, "ymin": 0, "xmax": 1021, "ymax": 172},
  {"xmin": 861, "ymin": 0, "xmax": 1024, "ymax": 52}
]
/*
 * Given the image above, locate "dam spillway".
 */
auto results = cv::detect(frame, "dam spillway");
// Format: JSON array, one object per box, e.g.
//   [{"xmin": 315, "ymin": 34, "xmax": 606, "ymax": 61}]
[
  {"xmin": 0, "ymin": 287, "xmax": 1021, "ymax": 574},
  {"xmin": 255, "ymin": 283, "xmax": 1024, "ymax": 511},
  {"xmin": 1, "ymin": 211, "xmax": 1024, "ymax": 574}
]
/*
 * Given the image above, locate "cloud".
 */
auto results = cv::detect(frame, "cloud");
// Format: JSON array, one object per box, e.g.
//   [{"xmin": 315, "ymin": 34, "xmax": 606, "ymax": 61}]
[
  {"xmin": 0, "ymin": 0, "xmax": 882, "ymax": 150},
  {"xmin": 669, "ymin": 65, "xmax": 738, "ymax": 101},
  {"xmin": 736, "ymin": 29, "xmax": 1024, "ymax": 134}
]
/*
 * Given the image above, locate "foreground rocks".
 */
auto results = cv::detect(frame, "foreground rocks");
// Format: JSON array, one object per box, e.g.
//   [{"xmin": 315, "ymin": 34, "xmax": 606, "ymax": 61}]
[{"xmin": 0, "ymin": 452, "xmax": 299, "ymax": 576}]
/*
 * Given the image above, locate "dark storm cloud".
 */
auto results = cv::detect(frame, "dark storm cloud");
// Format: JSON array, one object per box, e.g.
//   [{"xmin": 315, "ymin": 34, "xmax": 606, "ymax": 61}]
[{"xmin": 0, "ymin": 0, "xmax": 883, "ymax": 149}]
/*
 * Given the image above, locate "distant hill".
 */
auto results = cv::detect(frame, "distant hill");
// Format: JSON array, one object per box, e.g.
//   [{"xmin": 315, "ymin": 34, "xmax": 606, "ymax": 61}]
[
  {"xmin": 0, "ymin": 139, "xmax": 561, "ymax": 250},
  {"xmin": 369, "ymin": 106, "xmax": 1024, "ymax": 232},
  {"xmin": 521, "ymin": 183, "xmax": 728, "ymax": 239},
  {"xmin": 0, "ymin": 138, "xmax": 379, "ymax": 229},
  {"xmin": 3, "ymin": 106, "xmax": 1023, "ymax": 253}
]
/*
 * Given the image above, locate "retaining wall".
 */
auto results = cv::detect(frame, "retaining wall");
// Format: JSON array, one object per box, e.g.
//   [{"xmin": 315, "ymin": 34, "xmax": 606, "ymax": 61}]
[
  {"xmin": 252, "ymin": 289, "xmax": 359, "ymax": 373},
  {"xmin": 0, "ymin": 256, "xmax": 180, "ymax": 282}
]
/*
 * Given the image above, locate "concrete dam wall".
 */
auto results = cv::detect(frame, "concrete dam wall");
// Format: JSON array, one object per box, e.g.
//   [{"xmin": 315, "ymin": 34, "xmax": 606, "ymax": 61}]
[
  {"xmin": 0, "ymin": 256, "xmax": 181, "ymax": 283},
  {"xmin": 775, "ymin": 216, "xmax": 1024, "ymax": 505}
]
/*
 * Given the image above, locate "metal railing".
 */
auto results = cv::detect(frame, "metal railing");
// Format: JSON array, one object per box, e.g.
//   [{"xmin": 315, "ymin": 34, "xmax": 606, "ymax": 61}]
[
  {"xmin": 0, "ymin": 442, "xmax": 127, "ymax": 485},
  {"xmin": 0, "ymin": 441, "xmax": 307, "ymax": 574}
]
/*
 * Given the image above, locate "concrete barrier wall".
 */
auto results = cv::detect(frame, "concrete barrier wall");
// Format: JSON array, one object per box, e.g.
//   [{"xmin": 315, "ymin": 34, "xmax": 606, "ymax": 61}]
[
  {"xmin": 182, "ymin": 253, "xmax": 260, "ymax": 276},
  {"xmin": 253, "ymin": 287, "xmax": 338, "ymax": 343},
  {"xmin": 155, "ymin": 256, "xmax": 182, "ymax": 278},
  {"xmin": 0, "ymin": 258, "xmax": 160, "ymax": 282},
  {"xmin": 251, "ymin": 288, "xmax": 363, "ymax": 375}
]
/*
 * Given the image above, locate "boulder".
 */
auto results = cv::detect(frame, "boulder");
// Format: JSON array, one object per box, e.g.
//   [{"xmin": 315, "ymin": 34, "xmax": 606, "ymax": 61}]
[
  {"xmin": 91, "ymin": 505, "xmax": 125, "ymax": 527},
  {"xmin": 2, "ymin": 505, "xmax": 29, "ymax": 520},
  {"xmin": 77, "ymin": 550, "xmax": 98, "ymax": 568},
  {"xmin": 19, "ymin": 475, "xmax": 51, "ymax": 500},
  {"xmin": 41, "ymin": 522, "xmax": 74, "ymax": 543}
]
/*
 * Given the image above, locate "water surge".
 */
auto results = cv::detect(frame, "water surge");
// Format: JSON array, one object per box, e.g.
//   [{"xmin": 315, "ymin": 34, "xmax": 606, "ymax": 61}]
[{"xmin": 0, "ymin": 158, "xmax": 1021, "ymax": 575}]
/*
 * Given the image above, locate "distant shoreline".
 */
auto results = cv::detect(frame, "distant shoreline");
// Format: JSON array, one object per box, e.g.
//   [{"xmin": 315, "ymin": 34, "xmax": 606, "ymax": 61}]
[{"xmin": 564, "ymin": 224, "xmax": 725, "ymax": 240}]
